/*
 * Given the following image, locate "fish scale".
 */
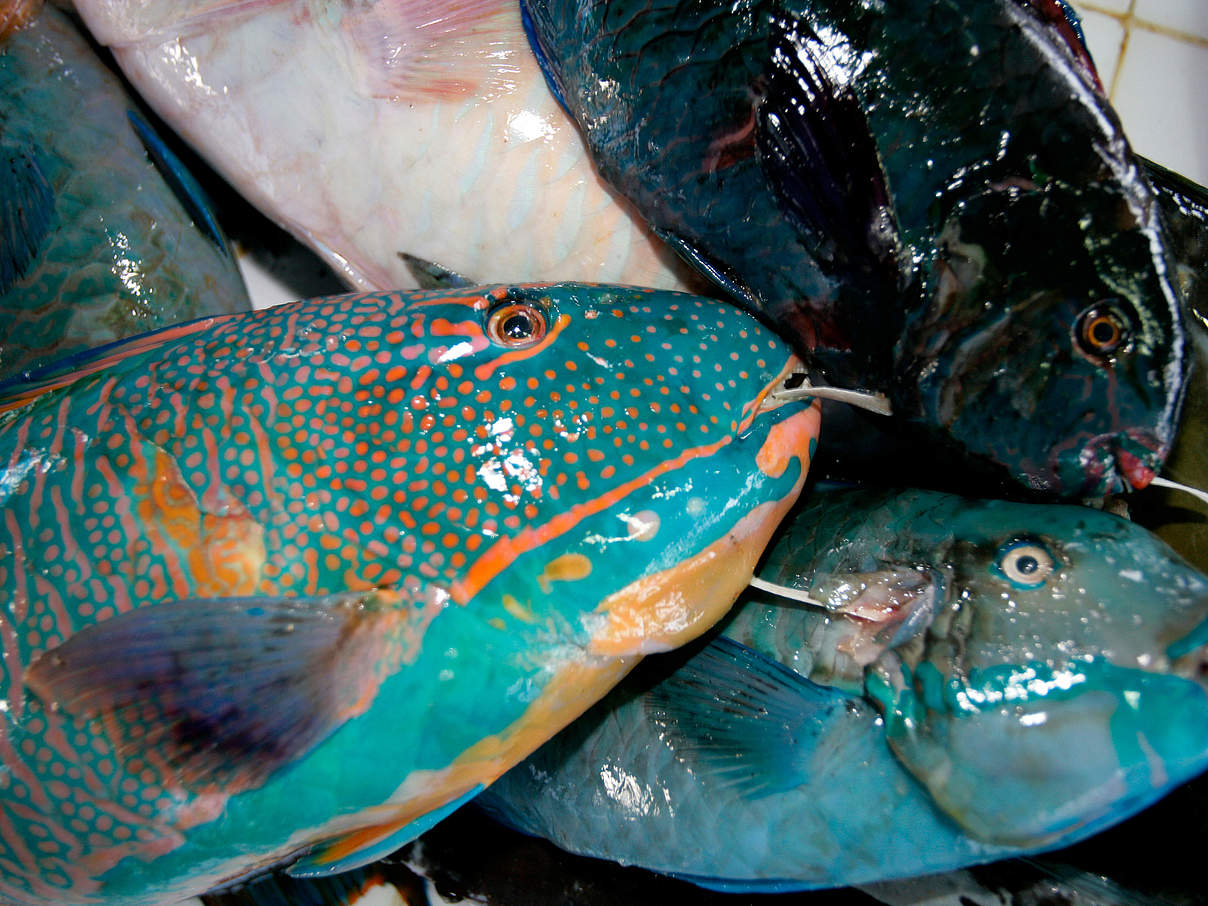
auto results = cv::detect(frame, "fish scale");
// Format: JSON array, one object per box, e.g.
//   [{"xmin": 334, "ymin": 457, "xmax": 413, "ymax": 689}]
[{"xmin": 0, "ymin": 281, "xmax": 818, "ymax": 904}]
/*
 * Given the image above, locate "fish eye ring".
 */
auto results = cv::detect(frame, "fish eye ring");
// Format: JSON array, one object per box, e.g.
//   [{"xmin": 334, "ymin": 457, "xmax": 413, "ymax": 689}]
[
  {"xmin": 486, "ymin": 300, "xmax": 548, "ymax": 348},
  {"xmin": 1075, "ymin": 302, "xmax": 1131, "ymax": 359},
  {"xmin": 995, "ymin": 539, "xmax": 1055, "ymax": 589}
]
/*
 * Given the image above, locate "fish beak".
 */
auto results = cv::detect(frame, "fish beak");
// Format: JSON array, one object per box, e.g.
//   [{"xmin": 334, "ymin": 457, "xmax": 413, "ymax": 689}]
[
  {"xmin": 1115, "ymin": 430, "xmax": 1167, "ymax": 491},
  {"xmin": 769, "ymin": 371, "xmax": 893, "ymax": 416}
]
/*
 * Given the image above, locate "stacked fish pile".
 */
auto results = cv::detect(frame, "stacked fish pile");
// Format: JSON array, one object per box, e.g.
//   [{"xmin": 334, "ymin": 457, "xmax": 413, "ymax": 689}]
[{"xmin": 0, "ymin": 1, "xmax": 1206, "ymax": 904}]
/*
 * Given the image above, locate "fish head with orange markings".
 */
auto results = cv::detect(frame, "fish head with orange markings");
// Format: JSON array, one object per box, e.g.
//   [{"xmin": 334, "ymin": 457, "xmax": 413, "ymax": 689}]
[{"xmin": 0, "ymin": 281, "xmax": 819, "ymax": 904}]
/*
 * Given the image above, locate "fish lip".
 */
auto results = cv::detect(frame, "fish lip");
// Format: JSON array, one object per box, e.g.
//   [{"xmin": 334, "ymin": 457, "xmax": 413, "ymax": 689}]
[{"xmin": 1069, "ymin": 429, "xmax": 1167, "ymax": 496}]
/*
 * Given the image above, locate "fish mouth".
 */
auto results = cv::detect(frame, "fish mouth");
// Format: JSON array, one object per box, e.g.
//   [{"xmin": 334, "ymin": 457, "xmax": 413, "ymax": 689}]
[
  {"xmin": 748, "ymin": 357, "xmax": 810, "ymax": 420},
  {"xmin": 1074, "ymin": 429, "xmax": 1167, "ymax": 495}
]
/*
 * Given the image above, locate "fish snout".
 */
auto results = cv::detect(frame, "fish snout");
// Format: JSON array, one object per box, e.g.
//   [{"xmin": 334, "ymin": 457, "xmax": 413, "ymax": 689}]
[
  {"xmin": 1113, "ymin": 430, "xmax": 1167, "ymax": 490},
  {"xmin": 1074, "ymin": 430, "xmax": 1167, "ymax": 494}
]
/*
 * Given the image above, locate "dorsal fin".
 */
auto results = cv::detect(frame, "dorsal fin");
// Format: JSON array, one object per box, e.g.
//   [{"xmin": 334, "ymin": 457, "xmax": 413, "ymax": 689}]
[
  {"xmin": 0, "ymin": 313, "xmax": 234, "ymax": 414},
  {"xmin": 1014, "ymin": 0, "xmax": 1104, "ymax": 92}
]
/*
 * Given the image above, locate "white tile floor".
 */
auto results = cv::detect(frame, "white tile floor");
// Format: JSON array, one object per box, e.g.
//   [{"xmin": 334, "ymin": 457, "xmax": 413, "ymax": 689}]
[{"xmin": 1071, "ymin": 0, "xmax": 1208, "ymax": 185}]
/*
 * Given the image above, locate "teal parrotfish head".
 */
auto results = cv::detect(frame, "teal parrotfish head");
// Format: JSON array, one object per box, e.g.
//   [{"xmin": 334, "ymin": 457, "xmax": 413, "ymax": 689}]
[
  {"xmin": 764, "ymin": 486, "xmax": 1208, "ymax": 848},
  {"xmin": 853, "ymin": 493, "xmax": 1208, "ymax": 846},
  {"xmin": 399, "ymin": 283, "xmax": 821, "ymax": 659}
]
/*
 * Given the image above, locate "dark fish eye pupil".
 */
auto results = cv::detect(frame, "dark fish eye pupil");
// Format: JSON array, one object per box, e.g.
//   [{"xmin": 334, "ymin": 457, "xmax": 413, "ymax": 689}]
[
  {"xmin": 1016, "ymin": 555, "xmax": 1038, "ymax": 575},
  {"xmin": 502, "ymin": 312, "xmax": 534, "ymax": 339},
  {"xmin": 1090, "ymin": 318, "xmax": 1117, "ymax": 345}
]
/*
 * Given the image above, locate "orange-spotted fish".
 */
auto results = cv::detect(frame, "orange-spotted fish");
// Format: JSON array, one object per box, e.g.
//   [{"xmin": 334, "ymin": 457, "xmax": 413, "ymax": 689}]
[{"xmin": 0, "ymin": 282, "xmax": 818, "ymax": 905}]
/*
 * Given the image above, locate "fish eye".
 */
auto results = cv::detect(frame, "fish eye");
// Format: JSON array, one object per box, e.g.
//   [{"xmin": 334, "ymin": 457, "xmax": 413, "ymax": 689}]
[
  {"xmin": 1075, "ymin": 302, "xmax": 1131, "ymax": 360},
  {"xmin": 486, "ymin": 300, "xmax": 548, "ymax": 348},
  {"xmin": 995, "ymin": 539, "xmax": 1056, "ymax": 589}
]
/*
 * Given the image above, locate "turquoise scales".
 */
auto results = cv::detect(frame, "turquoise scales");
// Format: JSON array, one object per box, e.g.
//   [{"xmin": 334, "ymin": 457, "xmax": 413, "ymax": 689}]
[
  {"xmin": 0, "ymin": 282, "xmax": 820, "ymax": 904},
  {"xmin": 0, "ymin": 6, "xmax": 250, "ymax": 380}
]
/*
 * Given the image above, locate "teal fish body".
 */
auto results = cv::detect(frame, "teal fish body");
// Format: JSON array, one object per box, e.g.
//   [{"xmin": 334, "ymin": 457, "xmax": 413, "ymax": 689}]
[
  {"xmin": 520, "ymin": 0, "xmax": 1187, "ymax": 496},
  {"xmin": 0, "ymin": 282, "xmax": 819, "ymax": 904},
  {"xmin": 481, "ymin": 484, "xmax": 1208, "ymax": 889},
  {"xmin": 0, "ymin": 6, "xmax": 249, "ymax": 380}
]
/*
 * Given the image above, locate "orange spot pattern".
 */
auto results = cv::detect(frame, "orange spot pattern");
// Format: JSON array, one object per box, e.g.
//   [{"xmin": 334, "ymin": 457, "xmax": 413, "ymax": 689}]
[{"xmin": 0, "ymin": 284, "xmax": 800, "ymax": 901}]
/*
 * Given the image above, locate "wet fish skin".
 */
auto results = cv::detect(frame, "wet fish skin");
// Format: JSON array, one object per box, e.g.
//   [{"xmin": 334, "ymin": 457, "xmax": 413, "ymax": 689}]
[
  {"xmin": 68, "ymin": 0, "xmax": 704, "ymax": 296},
  {"xmin": 520, "ymin": 0, "xmax": 1187, "ymax": 497},
  {"xmin": 480, "ymin": 483, "xmax": 1208, "ymax": 890},
  {"xmin": 0, "ymin": 282, "xmax": 819, "ymax": 905},
  {"xmin": 0, "ymin": 5, "xmax": 249, "ymax": 379}
]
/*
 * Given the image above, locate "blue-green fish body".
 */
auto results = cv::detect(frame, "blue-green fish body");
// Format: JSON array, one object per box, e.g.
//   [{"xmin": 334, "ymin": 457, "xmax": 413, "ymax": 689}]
[
  {"xmin": 481, "ymin": 484, "xmax": 1208, "ymax": 890},
  {"xmin": 521, "ymin": 0, "xmax": 1187, "ymax": 496},
  {"xmin": 0, "ymin": 282, "xmax": 819, "ymax": 904},
  {"xmin": 0, "ymin": 5, "xmax": 249, "ymax": 380}
]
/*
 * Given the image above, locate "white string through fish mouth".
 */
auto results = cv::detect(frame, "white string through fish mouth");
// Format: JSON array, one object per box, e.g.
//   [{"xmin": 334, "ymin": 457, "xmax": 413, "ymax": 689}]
[
  {"xmin": 748, "ymin": 576, "xmax": 827, "ymax": 609},
  {"xmin": 773, "ymin": 374, "xmax": 893, "ymax": 417},
  {"xmin": 1150, "ymin": 475, "xmax": 1208, "ymax": 508}
]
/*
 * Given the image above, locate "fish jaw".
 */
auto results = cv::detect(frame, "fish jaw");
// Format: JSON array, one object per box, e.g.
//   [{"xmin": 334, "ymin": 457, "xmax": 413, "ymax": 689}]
[{"xmin": 1062, "ymin": 428, "xmax": 1169, "ymax": 496}]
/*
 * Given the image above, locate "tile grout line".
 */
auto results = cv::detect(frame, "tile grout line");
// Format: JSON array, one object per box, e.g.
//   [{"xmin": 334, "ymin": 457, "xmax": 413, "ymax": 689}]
[{"xmin": 1076, "ymin": 1, "xmax": 1208, "ymax": 49}]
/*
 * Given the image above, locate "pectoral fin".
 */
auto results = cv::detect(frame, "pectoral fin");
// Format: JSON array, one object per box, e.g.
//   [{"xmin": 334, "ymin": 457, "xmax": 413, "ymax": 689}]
[
  {"xmin": 643, "ymin": 635, "xmax": 856, "ymax": 798},
  {"xmin": 26, "ymin": 590, "xmax": 410, "ymax": 792},
  {"xmin": 0, "ymin": 138, "xmax": 55, "ymax": 294},
  {"xmin": 756, "ymin": 16, "xmax": 904, "ymax": 293}
]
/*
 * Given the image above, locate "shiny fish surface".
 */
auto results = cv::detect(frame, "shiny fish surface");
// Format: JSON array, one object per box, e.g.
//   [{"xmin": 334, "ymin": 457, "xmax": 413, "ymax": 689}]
[
  {"xmin": 69, "ymin": 0, "xmax": 701, "ymax": 295},
  {"xmin": 481, "ymin": 484, "xmax": 1208, "ymax": 890},
  {"xmin": 0, "ymin": 5, "xmax": 249, "ymax": 380},
  {"xmin": 0, "ymin": 282, "xmax": 819, "ymax": 905},
  {"xmin": 520, "ymin": 0, "xmax": 1188, "ymax": 496}
]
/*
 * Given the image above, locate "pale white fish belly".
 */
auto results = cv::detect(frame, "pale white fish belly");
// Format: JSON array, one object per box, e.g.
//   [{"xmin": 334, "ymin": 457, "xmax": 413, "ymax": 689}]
[{"xmin": 75, "ymin": 0, "xmax": 698, "ymax": 293}]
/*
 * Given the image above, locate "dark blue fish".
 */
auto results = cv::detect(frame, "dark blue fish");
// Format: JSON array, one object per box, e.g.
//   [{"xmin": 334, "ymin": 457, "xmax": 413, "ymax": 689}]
[{"xmin": 520, "ymin": 0, "xmax": 1188, "ymax": 497}]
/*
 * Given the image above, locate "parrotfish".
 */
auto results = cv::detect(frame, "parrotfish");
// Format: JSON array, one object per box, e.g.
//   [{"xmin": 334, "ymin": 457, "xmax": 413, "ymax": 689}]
[
  {"xmin": 0, "ymin": 282, "xmax": 819, "ymax": 905},
  {"xmin": 68, "ymin": 0, "xmax": 703, "ymax": 295},
  {"xmin": 0, "ymin": 4, "xmax": 250, "ymax": 380},
  {"xmin": 480, "ymin": 483, "xmax": 1208, "ymax": 890},
  {"xmin": 519, "ymin": 0, "xmax": 1188, "ymax": 496}
]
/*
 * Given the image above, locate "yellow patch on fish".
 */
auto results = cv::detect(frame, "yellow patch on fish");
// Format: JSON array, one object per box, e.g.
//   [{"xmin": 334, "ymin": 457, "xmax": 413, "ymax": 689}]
[
  {"xmin": 536, "ymin": 552, "xmax": 593, "ymax": 592},
  {"xmin": 590, "ymin": 402, "xmax": 820, "ymax": 657}
]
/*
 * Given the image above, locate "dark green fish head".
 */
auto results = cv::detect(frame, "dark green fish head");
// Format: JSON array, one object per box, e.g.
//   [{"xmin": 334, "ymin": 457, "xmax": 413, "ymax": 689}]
[
  {"xmin": 830, "ymin": 492, "xmax": 1208, "ymax": 846},
  {"xmin": 519, "ymin": 0, "xmax": 1188, "ymax": 498},
  {"xmin": 897, "ymin": 161, "xmax": 1186, "ymax": 497}
]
